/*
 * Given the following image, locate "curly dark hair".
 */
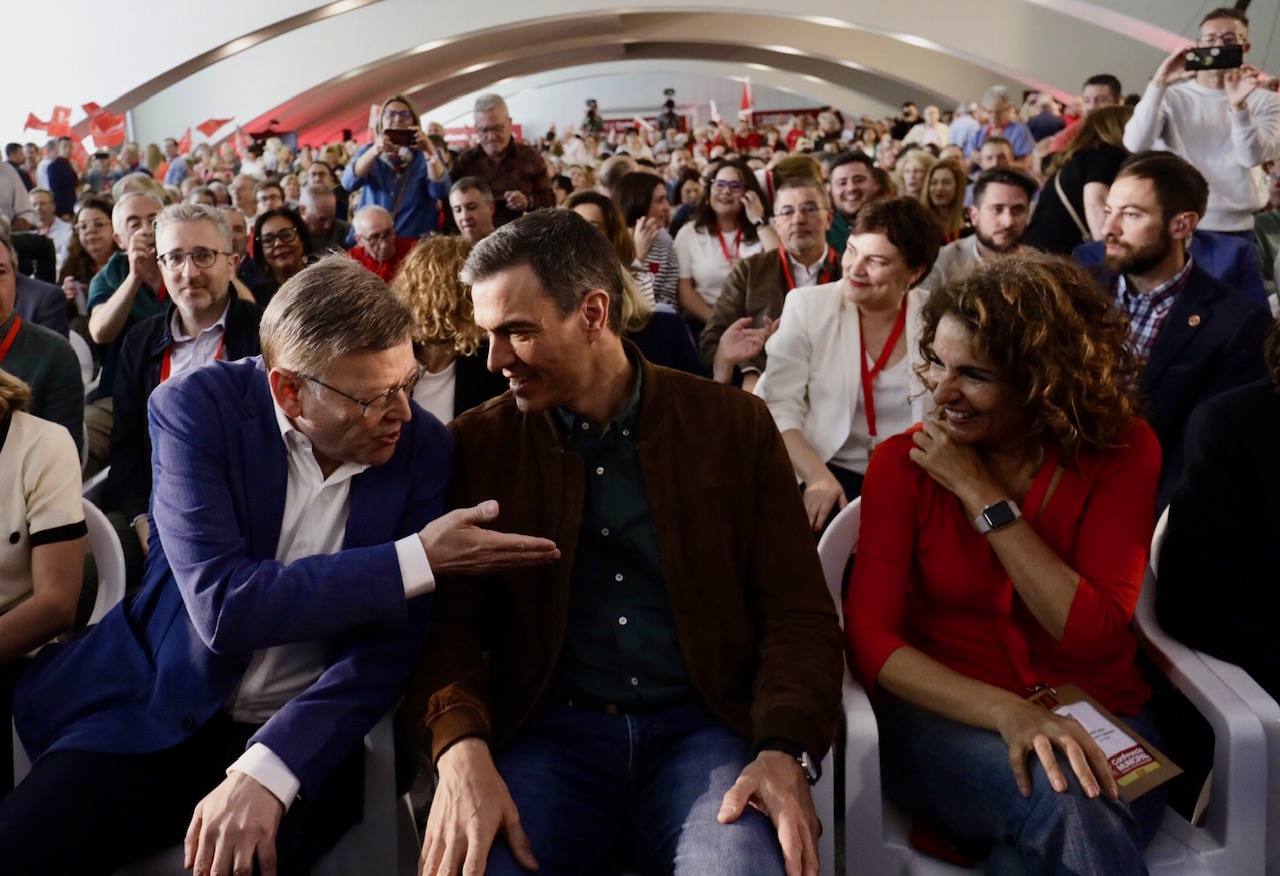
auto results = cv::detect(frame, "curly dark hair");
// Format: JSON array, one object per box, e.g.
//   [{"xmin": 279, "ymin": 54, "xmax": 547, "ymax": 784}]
[{"xmin": 919, "ymin": 253, "xmax": 1141, "ymax": 463}]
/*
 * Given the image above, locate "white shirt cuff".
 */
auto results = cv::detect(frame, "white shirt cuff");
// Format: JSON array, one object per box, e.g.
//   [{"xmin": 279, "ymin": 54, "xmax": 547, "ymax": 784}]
[
  {"xmin": 228, "ymin": 743, "xmax": 301, "ymax": 811},
  {"xmin": 395, "ymin": 534, "xmax": 436, "ymax": 598}
]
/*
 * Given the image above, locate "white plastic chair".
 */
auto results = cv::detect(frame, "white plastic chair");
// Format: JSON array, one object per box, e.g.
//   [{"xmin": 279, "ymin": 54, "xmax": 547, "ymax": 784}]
[
  {"xmin": 1133, "ymin": 510, "xmax": 1278, "ymax": 875},
  {"xmin": 68, "ymin": 330, "xmax": 94, "ymax": 388},
  {"xmin": 81, "ymin": 466, "xmax": 109, "ymax": 506},
  {"xmin": 829, "ymin": 501, "xmax": 1273, "ymax": 875},
  {"xmin": 12, "ymin": 497, "xmax": 127, "ymax": 784}
]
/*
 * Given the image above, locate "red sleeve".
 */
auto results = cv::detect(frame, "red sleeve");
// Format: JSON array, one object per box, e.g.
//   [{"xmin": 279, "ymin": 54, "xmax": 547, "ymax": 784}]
[
  {"xmin": 843, "ymin": 430, "xmax": 923, "ymax": 692},
  {"xmin": 1058, "ymin": 421, "xmax": 1161, "ymax": 656}
]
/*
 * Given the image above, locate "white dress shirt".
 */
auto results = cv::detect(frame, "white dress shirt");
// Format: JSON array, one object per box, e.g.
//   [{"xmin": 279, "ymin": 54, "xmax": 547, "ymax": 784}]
[
  {"xmin": 169, "ymin": 301, "xmax": 230, "ymax": 379},
  {"xmin": 225, "ymin": 402, "xmax": 436, "ymax": 809}
]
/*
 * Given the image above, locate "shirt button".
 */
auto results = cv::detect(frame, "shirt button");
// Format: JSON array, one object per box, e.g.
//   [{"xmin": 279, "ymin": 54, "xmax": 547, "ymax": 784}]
[
  {"xmin": 618, "ymin": 616, "xmax": 628, "ymax": 626},
  {"xmin": 581, "ymin": 422, "xmax": 589, "ymax": 430},
  {"xmin": 630, "ymin": 677, "xmax": 639, "ymax": 686},
  {"xmin": 596, "ymin": 466, "xmax": 605, "ymax": 475},
  {"xmin": 622, "ymin": 429, "xmax": 630, "ymax": 437},
  {"xmin": 601, "ymin": 528, "xmax": 609, "ymax": 537},
  {"xmin": 615, "ymin": 573, "xmax": 624, "ymax": 582}
]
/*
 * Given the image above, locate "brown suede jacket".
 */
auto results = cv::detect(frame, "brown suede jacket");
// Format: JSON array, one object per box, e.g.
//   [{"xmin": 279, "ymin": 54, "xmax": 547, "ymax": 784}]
[{"xmin": 409, "ymin": 352, "xmax": 844, "ymax": 762}]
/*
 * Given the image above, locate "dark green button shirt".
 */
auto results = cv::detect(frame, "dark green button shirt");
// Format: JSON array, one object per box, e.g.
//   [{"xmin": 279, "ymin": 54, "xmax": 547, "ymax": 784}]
[
  {"xmin": 553, "ymin": 363, "xmax": 692, "ymax": 710},
  {"xmin": 87, "ymin": 251, "xmax": 166, "ymax": 401}
]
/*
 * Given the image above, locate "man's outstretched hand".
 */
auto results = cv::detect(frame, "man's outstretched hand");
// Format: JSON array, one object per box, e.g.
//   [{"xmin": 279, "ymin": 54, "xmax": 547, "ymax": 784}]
[{"xmin": 419, "ymin": 500, "xmax": 560, "ymax": 576}]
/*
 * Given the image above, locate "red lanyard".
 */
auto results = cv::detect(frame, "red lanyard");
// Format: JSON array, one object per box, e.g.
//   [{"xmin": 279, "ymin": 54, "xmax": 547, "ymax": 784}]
[
  {"xmin": 779, "ymin": 246, "xmax": 838, "ymax": 292},
  {"xmin": 159, "ymin": 335, "xmax": 225, "ymax": 383},
  {"xmin": 858, "ymin": 302, "xmax": 909, "ymax": 440},
  {"xmin": 155, "ymin": 280, "xmax": 167, "ymax": 303},
  {"xmin": 0, "ymin": 315, "xmax": 22, "ymax": 364},
  {"xmin": 715, "ymin": 226, "xmax": 743, "ymax": 264}
]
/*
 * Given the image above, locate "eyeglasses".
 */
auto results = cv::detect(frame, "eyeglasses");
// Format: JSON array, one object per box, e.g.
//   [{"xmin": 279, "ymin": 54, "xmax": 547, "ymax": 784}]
[
  {"xmin": 475, "ymin": 124, "xmax": 508, "ymax": 136},
  {"xmin": 1198, "ymin": 31, "xmax": 1244, "ymax": 47},
  {"xmin": 775, "ymin": 203, "xmax": 824, "ymax": 219},
  {"xmin": 384, "ymin": 110, "xmax": 416, "ymax": 125},
  {"xmin": 259, "ymin": 228, "xmax": 299, "ymax": 247},
  {"xmin": 157, "ymin": 248, "xmax": 231, "ymax": 270},
  {"xmin": 711, "ymin": 179, "xmax": 746, "ymax": 192},
  {"xmin": 359, "ymin": 230, "xmax": 394, "ymax": 244},
  {"xmin": 299, "ymin": 367, "xmax": 424, "ymax": 418}
]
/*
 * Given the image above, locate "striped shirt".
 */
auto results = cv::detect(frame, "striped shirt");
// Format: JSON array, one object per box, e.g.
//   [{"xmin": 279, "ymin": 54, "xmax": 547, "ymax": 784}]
[
  {"xmin": 1114, "ymin": 258, "xmax": 1194, "ymax": 362},
  {"xmin": 640, "ymin": 229, "xmax": 680, "ymax": 309}
]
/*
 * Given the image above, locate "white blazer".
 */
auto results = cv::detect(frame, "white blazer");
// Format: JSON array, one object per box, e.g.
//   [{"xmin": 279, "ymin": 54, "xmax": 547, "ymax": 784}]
[{"xmin": 755, "ymin": 282, "xmax": 931, "ymax": 465}]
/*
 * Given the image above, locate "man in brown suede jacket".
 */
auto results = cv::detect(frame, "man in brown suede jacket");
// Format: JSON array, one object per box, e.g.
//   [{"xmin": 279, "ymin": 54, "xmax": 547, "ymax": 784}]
[{"xmin": 409, "ymin": 209, "xmax": 843, "ymax": 876}]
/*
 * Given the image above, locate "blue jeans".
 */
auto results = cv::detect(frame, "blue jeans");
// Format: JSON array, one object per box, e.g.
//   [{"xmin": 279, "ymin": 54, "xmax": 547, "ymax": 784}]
[
  {"xmin": 486, "ymin": 702, "xmax": 785, "ymax": 876},
  {"xmin": 875, "ymin": 699, "xmax": 1168, "ymax": 876}
]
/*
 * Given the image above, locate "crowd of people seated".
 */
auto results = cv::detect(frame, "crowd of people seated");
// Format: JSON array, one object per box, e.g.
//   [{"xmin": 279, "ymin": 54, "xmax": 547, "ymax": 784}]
[{"xmin": 0, "ymin": 4, "xmax": 1277, "ymax": 874}]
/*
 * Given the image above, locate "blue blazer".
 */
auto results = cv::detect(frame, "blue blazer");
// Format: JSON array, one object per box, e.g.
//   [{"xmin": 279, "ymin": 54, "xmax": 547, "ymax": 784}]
[
  {"xmin": 16, "ymin": 357, "xmax": 450, "ymax": 797},
  {"xmin": 14, "ymin": 273, "xmax": 69, "ymax": 337},
  {"xmin": 1074, "ymin": 230, "xmax": 1269, "ymax": 307},
  {"xmin": 1084, "ymin": 262, "xmax": 1268, "ymax": 509}
]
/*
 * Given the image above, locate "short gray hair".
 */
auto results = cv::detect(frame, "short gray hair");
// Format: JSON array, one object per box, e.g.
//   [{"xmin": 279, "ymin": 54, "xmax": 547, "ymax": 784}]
[
  {"xmin": 259, "ymin": 253, "xmax": 414, "ymax": 375},
  {"xmin": 460, "ymin": 209, "xmax": 625, "ymax": 333},
  {"xmin": 154, "ymin": 202, "xmax": 232, "ymax": 249},
  {"xmin": 299, "ymin": 184, "xmax": 336, "ymax": 210},
  {"xmin": 353, "ymin": 204, "xmax": 392, "ymax": 234},
  {"xmin": 112, "ymin": 190, "xmax": 165, "ymax": 232},
  {"xmin": 982, "ymin": 85, "xmax": 1011, "ymax": 110},
  {"xmin": 474, "ymin": 93, "xmax": 508, "ymax": 115}
]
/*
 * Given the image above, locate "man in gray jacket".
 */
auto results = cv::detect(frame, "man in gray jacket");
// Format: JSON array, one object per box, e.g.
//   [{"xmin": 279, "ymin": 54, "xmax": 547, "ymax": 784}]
[{"xmin": 922, "ymin": 168, "xmax": 1037, "ymax": 289}]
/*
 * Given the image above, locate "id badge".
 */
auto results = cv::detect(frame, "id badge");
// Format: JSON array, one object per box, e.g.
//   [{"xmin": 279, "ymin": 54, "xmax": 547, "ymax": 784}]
[{"xmin": 1026, "ymin": 683, "xmax": 1182, "ymax": 802}]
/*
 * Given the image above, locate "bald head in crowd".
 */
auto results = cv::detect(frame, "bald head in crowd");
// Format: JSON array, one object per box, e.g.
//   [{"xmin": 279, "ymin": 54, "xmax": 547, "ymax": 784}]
[
  {"xmin": 299, "ymin": 184, "xmax": 340, "ymax": 244},
  {"xmin": 597, "ymin": 154, "xmax": 637, "ymax": 197}
]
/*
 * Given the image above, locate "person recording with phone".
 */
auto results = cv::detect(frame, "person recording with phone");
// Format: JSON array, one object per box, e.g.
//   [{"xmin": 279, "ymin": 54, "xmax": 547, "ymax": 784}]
[
  {"xmin": 1124, "ymin": 6, "xmax": 1280, "ymax": 235},
  {"xmin": 343, "ymin": 95, "xmax": 452, "ymax": 240}
]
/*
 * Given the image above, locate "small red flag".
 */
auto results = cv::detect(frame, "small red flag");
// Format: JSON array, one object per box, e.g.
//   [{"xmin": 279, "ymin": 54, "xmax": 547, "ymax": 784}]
[
  {"xmin": 23, "ymin": 113, "xmax": 46, "ymax": 131},
  {"xmin": 739, "ymin": 78, "xmax": 753, "ymax": 116},
  {"xmin": 196, "ymin": 118, "xmax": 232, "ymax": 138},
  {"xmin": 71, "ymin": 139, "xmax": 90, "ymax": 171},
  {"xmin": 89, "ymin": 112, "xmax": 126, "ymax": 149},
  {"xmin": 81, "ymin": 102, "xmax": 103, "ymax": 118},
  {"xmin": 47, "ymin": 105, "xmax": 73, "ymax": 137},
  {"xmin": 177, "ymin": 127, "xmax": 192, "ymax": 154}
]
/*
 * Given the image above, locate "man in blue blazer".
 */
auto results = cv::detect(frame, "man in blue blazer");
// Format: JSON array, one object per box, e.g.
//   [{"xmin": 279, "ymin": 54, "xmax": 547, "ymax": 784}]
[
  {"xmin": 12, "ymin": 263, "xmax": 69, "ymax": 336},
  {"xmin": 1080, "ymin": 151, "xmax": 1269, "ymax": 509},
  {"xmin": 1074, "ymin": 226, "xmax": 1269, "ymax": 308},
  {"xmin": 0, "ymin": 255, "xmax": 558, "ymax": 874}
]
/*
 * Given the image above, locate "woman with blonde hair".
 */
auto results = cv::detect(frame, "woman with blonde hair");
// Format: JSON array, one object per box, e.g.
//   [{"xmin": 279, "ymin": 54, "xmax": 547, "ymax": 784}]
[
  {"xmin": 390, "ymin": 236, "xmax": 507, "ymax": 424},
  {"xmin": 846, "ymin": 253, "xmax": 1164, "ymax": 873},
  {"xmin": 923, "ymin": 158, "xmax": 968, "ymax": 243},
  {"xmin": 1024, "ymin": 105, "xmax": 1134, "ymax": 254},
  {"xmin": 0, "ymin": 369, "xmax": 86, "ymax": 789},
  {"xmin": 893, "ymin": 148, "xmax": 936, "ymax": 202}
]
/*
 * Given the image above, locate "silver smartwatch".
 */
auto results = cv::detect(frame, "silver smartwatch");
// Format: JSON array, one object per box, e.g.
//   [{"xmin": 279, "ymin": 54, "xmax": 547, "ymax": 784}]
[{"xmin": 974, "ymin": 499, "xmax": 1022, "ymax": 534}]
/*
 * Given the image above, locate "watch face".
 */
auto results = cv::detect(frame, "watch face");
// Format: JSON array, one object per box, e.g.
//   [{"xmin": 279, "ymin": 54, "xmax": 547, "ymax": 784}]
[{"xmin": 984, "ymin": 501, "xmax": 1017, "ymax": 529}]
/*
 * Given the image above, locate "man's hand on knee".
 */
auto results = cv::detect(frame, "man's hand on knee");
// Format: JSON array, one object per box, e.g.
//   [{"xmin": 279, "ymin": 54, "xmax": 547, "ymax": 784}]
[
  {"xmin": 184, "ymin": 771, "xmax": 285, "ymax": 876},
  {"xmin": 420, "ymin": 737, "xmax": 539, "ymax": 876},
  {"xmin": 717, "ymin": 751, "xmax": 819, "ymax": 876}
]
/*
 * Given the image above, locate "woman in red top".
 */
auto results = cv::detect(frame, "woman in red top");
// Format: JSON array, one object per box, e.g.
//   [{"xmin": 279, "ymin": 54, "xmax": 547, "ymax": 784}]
[{"xmin": 845, "ymin": 254, "xmax": 1164, "ymax": 875}]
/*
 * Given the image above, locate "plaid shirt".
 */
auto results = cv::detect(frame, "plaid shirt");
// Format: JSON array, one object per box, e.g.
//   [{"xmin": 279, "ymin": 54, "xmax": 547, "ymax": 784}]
[{"xmin": 1114, "ymin": 257, "xmax": 1194, "ymax": 362}]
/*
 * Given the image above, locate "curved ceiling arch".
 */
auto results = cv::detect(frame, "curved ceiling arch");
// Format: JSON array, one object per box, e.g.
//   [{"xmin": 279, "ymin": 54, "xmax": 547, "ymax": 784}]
[{"xmin": 129, "ymin": 0, "xmax": 1176, "ymax": 144}]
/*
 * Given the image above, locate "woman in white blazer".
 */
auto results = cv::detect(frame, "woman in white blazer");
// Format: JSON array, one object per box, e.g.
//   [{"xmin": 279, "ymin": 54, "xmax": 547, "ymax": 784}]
[{"xmin": 756, "ymin": 197, "xmax": 943, "ymax": 531}]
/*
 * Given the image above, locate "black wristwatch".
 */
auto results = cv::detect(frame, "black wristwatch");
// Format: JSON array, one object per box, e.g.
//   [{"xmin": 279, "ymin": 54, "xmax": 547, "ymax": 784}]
[{"xmin": 760, "ymin": 739, "xmax": 822, "ymax": 785}]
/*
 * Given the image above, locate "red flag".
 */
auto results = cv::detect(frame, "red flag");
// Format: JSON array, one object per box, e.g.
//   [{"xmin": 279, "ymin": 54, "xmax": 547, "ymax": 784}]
[
  {"xmin": 177, "ymin": 127, "xmax": 192, "ymax": 154},
  {"xmin": 71, "ymin": 139, "xmax": 90, "ymax": 171},
  {"xmin": 196, "ymin": 117, "xmax": 232, "ymax": 138},
  {"xmin": 89, "ymin": 112, "xmax": 126, "ymax": 148},
  {"xmin": 81, "ymin": 102, "xmax": 103, "ymax": 118},
  {"xmin": 739, "ymin": 78, "xmax": 753, "ymax": 117},
  {"xmin": 47, "ymin": 105, "xmax": 73, "ymax": 137},
  {"xmin": 23, "ymin": 113, "xmax": 46, "ymax": 131}
]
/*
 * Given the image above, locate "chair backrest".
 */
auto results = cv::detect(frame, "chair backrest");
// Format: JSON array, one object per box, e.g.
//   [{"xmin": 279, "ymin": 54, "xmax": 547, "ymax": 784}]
[
  {"xmin": 816, "ymin": 498, "xmax": 861, "ymax": 621},
  {"xmin": 68, "ymin": 331, "xmax": 94, "ymax": 388},
  {"xmin": 82, "ymin": 498, "xmax": 126, "ymax": 625}
]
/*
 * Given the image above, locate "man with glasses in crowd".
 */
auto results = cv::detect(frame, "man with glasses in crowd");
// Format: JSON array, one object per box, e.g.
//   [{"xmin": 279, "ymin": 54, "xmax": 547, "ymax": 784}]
[
  {"xmin": 85, "ymin": 191, "xmax": 168, "ymax": 472},
  {"xmin": 1, "ymin": 254, "xmax": 559, "ymax": 874},
  {"xmin": 348, "ymin": 204, "xmax": 414, "ymax": 281},
  {"xmin": 1125, "ymin": 6, "xmax": 1280, "ymax": 236},
  {"xmin": 452, "ymin": 93, "xmax": 555, "ymax": 228},
  {"xmin": 701, "ymin": 178, "xmax": 839, "ymax": 392},
  {"xmin": 344, "ymin": 95, "xmax": 451, "ymax": 240},
  {"xmin": 105, "ymin": 203, "xmax": 263, "ymax": 587},
  {"xmin": 306, "ymin": 159, "xmax": 349, "ymax": 222}
]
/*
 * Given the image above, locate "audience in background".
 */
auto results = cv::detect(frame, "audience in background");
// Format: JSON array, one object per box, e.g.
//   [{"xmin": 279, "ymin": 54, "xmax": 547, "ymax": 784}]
[
  {"xmin": 348, "ymin": 204, "xmax": 415, "ymax": 282},
  {"xmin": 451, "ymin": 93, "xmax": 553, "ymax": 227},
  {"xmin": 611, "ymin": 170, "xmax": 680, "ymax": 309},
  {"xmin": 924, "ymin": 168, "xmax": 1037, "ymax": 287},
  {"xmin": 826, "ymin": 151, "xmax": 890, "ymax": 253},
  {"xmin": 298, "ymin": 184, "xmax": 348, "ymax": 255},
  {"xmin": 250, "ymin": 207, "xmax": 310, "ymax": 305},
  {"xmin": 58, "ymin": 196, "xmax": 117, "ymax": 323},
  {"xmin": 28, "ymin": 189, "xmax": 72, "ymax": 270},
  {"xmin": 922, "ymin": 158, "xmax": 967, "ymax": 242},
  {"xmin": 449, "ymin": 177, "xmax": 497, "ymax": 243}
]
